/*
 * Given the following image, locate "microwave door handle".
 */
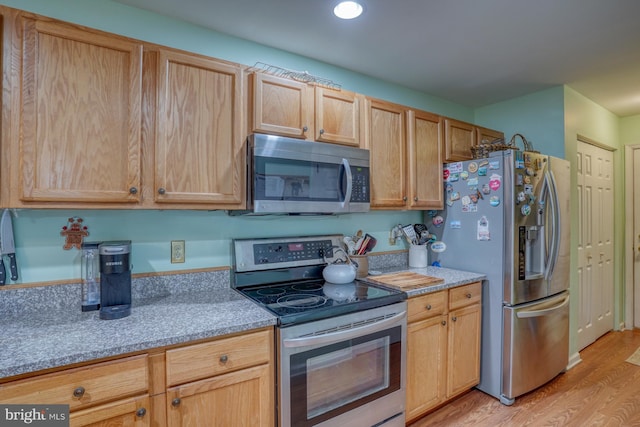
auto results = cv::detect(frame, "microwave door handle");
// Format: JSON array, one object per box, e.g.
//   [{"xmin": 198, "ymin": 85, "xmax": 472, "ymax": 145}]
[{"xmin": 340, "ymin": 158, "xmax": 353, "ymax": 210}]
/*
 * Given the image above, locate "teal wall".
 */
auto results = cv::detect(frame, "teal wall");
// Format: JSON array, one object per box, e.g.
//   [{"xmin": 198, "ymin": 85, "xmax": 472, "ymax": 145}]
[
  {"xmin": 474, "ymin": 86, "xmax": 566, "ymax": 158},
  {"xmin": 1, "ymin": 0, "xmax": 474, "ymax": 283}
]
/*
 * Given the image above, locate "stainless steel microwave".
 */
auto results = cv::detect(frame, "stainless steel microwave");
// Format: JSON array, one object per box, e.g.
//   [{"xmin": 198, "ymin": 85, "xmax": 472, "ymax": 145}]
[{"xmin": 244, "ymin": 134, "xmax": 370, "ymax": 214}]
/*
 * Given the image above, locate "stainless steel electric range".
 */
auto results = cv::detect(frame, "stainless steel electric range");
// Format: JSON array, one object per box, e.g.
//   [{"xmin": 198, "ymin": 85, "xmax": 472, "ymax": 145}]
[{"xmin": 233, "ymin": 235, "xmax": 408, "ymax": 427}]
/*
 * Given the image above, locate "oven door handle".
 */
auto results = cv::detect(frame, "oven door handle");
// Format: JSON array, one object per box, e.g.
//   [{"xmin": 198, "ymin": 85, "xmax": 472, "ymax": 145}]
[{"xmin": 282, "ymin": 311, "xmax": 406, "ymax": 348}]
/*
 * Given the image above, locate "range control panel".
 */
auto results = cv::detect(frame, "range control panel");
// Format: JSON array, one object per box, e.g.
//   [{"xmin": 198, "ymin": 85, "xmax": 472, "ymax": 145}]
[
  {"xmin": 253, "ymin": 239, "xmax": 334, "ymax": 265},
  {"xmin": 233, "ymin": 235, "xmax": 344, "ymax": 272}
]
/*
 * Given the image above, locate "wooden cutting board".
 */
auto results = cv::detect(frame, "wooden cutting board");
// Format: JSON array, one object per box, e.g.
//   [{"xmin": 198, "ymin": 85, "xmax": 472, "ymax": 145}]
[{"xmin": 366, "ymin": 271, "xmax": 444, "ymax": 290}]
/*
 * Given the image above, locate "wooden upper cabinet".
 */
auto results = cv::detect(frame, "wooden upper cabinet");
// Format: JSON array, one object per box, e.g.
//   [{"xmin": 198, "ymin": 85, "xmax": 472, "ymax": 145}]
[
  {"xmin": 443, "ymin": 118, "xmax": 475, "ymax": 162},
  {"xmin": 154, "ymin": 49, "xmax": 244, "ymax": 206},
  {"xmin": 315, "ymin": 87, "xmax": 361, "ymax": 146},
  {"xmin": 407, "ymin": 110, "xmax": 443, "ymax": 209},
  {"xmin": 476, "ymin": 126, "xmax": 505, "ymax": 146},
  {"xmin": 365, "ymin": 98, "xmax": 406, "ymax": 208},
  {"xmin": 250, "ymin": 72, "xmax": 313, "ymax": 139},
  {"xmin": 18, "ymin": 17, "xmax": 143, "ymax": 203}
]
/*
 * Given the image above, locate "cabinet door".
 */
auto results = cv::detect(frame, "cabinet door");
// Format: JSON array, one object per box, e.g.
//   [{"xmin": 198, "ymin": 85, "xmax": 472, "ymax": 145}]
[
  {"xmin": 155, "ymin": 49, "xmax": 243, "ymax": 206},
  {"xmin": 70, "ymin": 395, "xmax": 150, "ymax": 427},
  {"xmin": 19, "ymin": 17, "xmax": 142, "ymax": 203},
  {"xmin": 250, "ymin": 73, "xmax": 313, "ymax": 138},
  {"xmin": 476, "ymin": 126, "xmax": 504, "ymax": 146},
  {"xmin": 443, "ymin": 118, "xmax": 475, "ymax": 162},
  {"xmin": 406, "ymin": 315, "xmax": 447, "ymax": 422},
  {"xmin": 167, "ymin": 364, "xmax": 274, "ymax": 427},
  {"xmin": 446, "ymin": 303, "xmax": 481, "ymax": 398},
  {"xmin": 407, "ymin": 110, "xmax": 443, "ymax": 209},
  {"xmin": 315, "ymin": 87, "xmax": 361, "ymax": 146},
  {"xmin": 365, "ymin": 99, "xmax": 406, "ymax": 208}
]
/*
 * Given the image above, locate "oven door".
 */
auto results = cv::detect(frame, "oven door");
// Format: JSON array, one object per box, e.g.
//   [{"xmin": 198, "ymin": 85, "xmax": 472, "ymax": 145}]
[{"xmin": 278, "ymin": 304, "xmax": 406, "ymax": 427}]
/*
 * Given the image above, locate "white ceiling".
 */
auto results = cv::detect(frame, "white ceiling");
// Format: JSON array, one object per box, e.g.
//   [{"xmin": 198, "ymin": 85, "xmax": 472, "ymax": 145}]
[{"xmin": 114, "ymin": 0, "xmax": 640, "ymax": 117}]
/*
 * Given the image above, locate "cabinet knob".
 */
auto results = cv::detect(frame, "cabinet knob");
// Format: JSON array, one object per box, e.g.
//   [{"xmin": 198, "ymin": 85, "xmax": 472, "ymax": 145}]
[
  {"xmin": 219, "ymin": 354, "xmax": 228, "ymax": 363},
  {"xmin": 403, "ymin": 196, "xmax": 407, "ymax": 202},
  {"xmin": 303, "ymin": 126, "xmax": 308, "ymax": 132},
  {"xmin": 319, "ymin": 129, "xmax": 325, "ymax": 135},
  {"xmin": 158, "ymin": 188, "xmax": 166, "ymax": 195},
  {"xmin": 136, "ymin": 408, "xmax": 147, "ymax": 418},
  {"xmin": 414, "ymin": 197, "xmax": 418, "ymax": 202},
  {"xmin": 452, "ymin": 316, "xmax": 458, "ymax": 322},
  {"xmin": 129, "ymin": 187, "xmax": 138, "ymax": 195},
  {"xmin": 441, "ymin": 320, "xmax": 447, "ymax": 326},
  {"xmin": 425, "ymin": 304, "xmax": 432, "ymax": 310},
  {"xmin": 73, "ymin": 386, "xmax": 85, "ymax": 398},
  {"xmin": 172, "ymin": 398, "xmax": 181, "ymax": 407},
  {"xmin": 466, "ymin": 293, "xmax": 472, "ymax": 299}
]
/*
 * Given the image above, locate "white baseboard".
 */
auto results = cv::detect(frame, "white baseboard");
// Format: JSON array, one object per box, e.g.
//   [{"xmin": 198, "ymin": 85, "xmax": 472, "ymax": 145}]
[{"xmin": 566, "ymin": 352, "xmax": 582, "ymax": 370}]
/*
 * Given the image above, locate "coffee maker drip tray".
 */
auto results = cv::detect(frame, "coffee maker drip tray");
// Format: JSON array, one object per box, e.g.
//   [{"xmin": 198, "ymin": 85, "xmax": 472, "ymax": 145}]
[{"xmin": 99, "ymin": 304, "xmax": 131, "ymax": 320}]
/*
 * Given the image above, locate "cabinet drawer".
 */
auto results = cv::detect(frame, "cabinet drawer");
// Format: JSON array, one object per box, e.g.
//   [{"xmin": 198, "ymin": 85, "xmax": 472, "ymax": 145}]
[
  {"xmin": 0, "ymin": 355, "xmax": 148, "ymax": 411},
  {"xmin": 408, "ymin": 291, "xmax": 446, "ymax": 323},
  {"xmin": 449, "ymin": 282, "xmax": 482, "ymax": 311},
  {"xmin": 166, "ymin": 329, "xmax": 272, "ymax": 386}
]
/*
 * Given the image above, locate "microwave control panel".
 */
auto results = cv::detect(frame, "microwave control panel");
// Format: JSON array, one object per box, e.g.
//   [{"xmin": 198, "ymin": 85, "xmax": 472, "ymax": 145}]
[{"xmin": 350, "ymin": 167, "xmax": 370, "ymax": 202}]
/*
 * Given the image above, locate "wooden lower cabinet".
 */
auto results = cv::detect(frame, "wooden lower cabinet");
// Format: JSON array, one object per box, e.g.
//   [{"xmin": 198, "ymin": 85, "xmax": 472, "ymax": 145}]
[
  {"xmin": 164, "ymin": 328, "xmax": 274, "ymax": 427},
  {"xmin": 0, "ymin": 328, "xmax": 275, "ymax": 427},
  {"xmin": 0, "ymin": 355, "xmax": 151, "ymax": 427},
  {"xmin": 406, "ymin": 314, "xmax": 447, "ymax": 420},
  {"xmin": 70, "ymin": 395, "xmax": 150, "ymax": 427},
  {"xmin": 405, "ymin": 282, "xmax": 482, "ymax": 423},
  {"xmin": 166, "ymin": 364, "xmax": 272, "ymax": 426}
]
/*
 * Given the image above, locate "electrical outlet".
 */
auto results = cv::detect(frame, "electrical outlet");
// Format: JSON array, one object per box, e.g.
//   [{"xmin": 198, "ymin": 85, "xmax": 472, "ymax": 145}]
[{"xmin": 171, "ymin": 240, "xmax": 185, "ymax": 263}]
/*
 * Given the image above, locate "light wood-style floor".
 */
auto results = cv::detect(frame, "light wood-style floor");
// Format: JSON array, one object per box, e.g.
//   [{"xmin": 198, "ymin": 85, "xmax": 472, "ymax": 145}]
[{"xmin": 409, "ymin": 329, "xmax": 640, "ymax": 427}]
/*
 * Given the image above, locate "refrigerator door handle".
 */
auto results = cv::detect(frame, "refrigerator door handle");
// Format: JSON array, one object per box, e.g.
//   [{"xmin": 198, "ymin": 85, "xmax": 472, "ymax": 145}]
[
  {"xmin": 516, "ymin": 294, "xmax": 570, "ymax": 319},
  {"xmin": 543, "ymin": 170, "xmax": 560, "ymax": 281}
]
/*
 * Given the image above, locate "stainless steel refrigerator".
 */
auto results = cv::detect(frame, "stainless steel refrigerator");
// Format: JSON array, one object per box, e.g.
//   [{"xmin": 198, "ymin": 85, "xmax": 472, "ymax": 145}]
[{"xmin": 427, "ymin": 149, "xmax": 570, "ymax": 405}]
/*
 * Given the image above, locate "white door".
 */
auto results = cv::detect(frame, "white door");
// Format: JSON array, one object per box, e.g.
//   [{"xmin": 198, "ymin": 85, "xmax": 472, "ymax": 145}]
[{"xmin": 576, "ymin": 139, "xmax": 614, "ymax": 351}]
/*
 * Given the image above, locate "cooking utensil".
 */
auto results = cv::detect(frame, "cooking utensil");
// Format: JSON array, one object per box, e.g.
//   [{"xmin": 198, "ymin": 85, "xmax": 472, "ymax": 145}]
[
  {"xmin": 401, "ymin": 224, "xmax": 418, "ymax": 245},
  {"xmin": 362, "ymin": 234, "xmax": 377, "ymax": 254},
  {"xmin": 343, "ymin": 236, "xmax": 356, "ymax": 255},
  {"xmin": 0, "ymin": 209, "xmax": 18, "ymax": 283}
]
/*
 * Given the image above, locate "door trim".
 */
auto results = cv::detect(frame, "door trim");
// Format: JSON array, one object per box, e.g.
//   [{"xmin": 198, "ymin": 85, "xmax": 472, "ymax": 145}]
[{"xmin": 625, "ymin": 144, "xmax": 640, "ymax": 329}]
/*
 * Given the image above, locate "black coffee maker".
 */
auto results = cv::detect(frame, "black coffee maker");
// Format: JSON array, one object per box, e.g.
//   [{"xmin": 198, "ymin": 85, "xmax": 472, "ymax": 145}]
[{"xmin": 99, "ymin": 240, "xmax": 132, "ymax": 320}]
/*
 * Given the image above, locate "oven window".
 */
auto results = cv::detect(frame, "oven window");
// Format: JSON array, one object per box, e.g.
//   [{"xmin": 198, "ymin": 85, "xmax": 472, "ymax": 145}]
[
  {"xmin": 307, "ymin": 336, "xmax": 389, "ymax": 418},
  {"xmin": 290, "ymin": 326, "xmax": 402, "ymax": 426}
]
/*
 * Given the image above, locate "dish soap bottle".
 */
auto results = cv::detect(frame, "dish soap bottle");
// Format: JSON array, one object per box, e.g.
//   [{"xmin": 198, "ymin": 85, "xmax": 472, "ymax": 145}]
[{"xmin": 81, "ymin": 242, "xmax": 100, "ymax": 311}]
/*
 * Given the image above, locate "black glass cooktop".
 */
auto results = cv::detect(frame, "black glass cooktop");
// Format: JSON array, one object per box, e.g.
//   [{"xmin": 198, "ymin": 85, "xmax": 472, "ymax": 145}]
[{"xmin": 237, "ymin": 279, "xmax": 406, "ymax": 326}]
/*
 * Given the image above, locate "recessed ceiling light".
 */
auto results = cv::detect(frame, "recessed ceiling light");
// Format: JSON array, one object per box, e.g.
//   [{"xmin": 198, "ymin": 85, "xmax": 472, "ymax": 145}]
[{"xmin": 333, "ymin": 1, "xmax": 364, "ymax": 20}]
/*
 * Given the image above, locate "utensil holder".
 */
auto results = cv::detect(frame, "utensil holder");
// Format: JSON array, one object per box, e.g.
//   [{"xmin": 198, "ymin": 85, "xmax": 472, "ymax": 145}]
[
  {"xmin": 351, "ymin": 255, "xmax": 369, "ymax": 278},
  {"xmin": 408, "ymin": 245, "xmax": 428, "ymax": 268}
]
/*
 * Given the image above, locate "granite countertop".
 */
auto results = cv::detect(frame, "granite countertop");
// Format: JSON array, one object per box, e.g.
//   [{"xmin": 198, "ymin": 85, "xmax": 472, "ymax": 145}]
[
  {"xmin": 0, "ymin": 287, "xmax": 276, "ymax": 380},
  {"xmin": 0, "ymin": 265, "xmax": 484, "ymax": 380},
  {"xmin": 366, "ymin": 266, "xmax": 486, "ymax": 297}
]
